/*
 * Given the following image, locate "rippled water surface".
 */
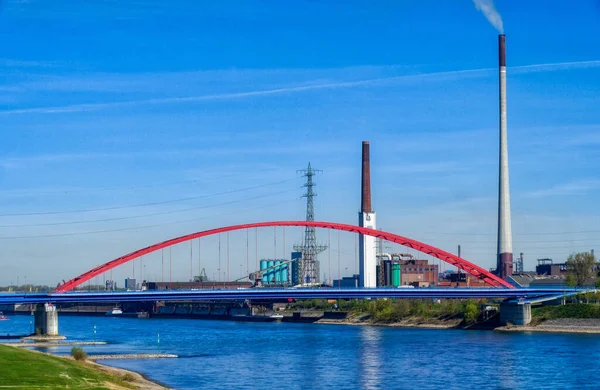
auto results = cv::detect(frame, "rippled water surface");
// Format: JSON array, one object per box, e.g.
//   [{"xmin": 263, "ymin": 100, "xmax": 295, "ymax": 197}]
[{"xmin": 3, "ymin": 314, "xmax": 600, "ymax": 389}]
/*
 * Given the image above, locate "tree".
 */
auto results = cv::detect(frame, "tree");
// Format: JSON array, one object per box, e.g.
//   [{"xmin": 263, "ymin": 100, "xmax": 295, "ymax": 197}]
[
  {"xmin": 463, "ymin": 300, "xmax": 480, "ymax": 324},
  {"xmin": 565, "ymin": 252, "xmax": 597, "ymax": 287}
]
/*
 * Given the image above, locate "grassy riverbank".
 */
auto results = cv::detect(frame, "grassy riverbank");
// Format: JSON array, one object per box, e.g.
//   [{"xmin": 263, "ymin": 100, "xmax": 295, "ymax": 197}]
[
  {"xmin": 533, "ymin": 303, "xmax": 600, "ymax": 322},
  {"xmin": 0, "ymin": 345, "xmax": 165, "ymax": 389},
  {"xmin": 289, "ymin": 298, "xmax": 485, "ymax": 327},
  {"xmin": 290, "ymin": 299, "xmax": 600, "ymax": 333}
]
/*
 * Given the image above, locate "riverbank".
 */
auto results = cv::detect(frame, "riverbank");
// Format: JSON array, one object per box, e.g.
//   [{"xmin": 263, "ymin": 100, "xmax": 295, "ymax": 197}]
[
  {"xmin": 0, "ymin": 344, "xmax": 167, "ymax": 389},
  {"xmin": 315, "ymin": 312, "xmax": 463, "ymax": 329},
  {"xmin": 497, "ymin": 318, "xmax": 600, "ymax": 334},
  {"xmin": 316, "ymin": 314, "xmax": 600, "ymax": 334}
]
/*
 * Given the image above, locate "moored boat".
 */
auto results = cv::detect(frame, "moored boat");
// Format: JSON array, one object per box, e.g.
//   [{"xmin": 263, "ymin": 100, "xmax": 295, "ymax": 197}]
[{"xmin": 106, "ymin": 307, "xmax": 123, "ymax": 316}]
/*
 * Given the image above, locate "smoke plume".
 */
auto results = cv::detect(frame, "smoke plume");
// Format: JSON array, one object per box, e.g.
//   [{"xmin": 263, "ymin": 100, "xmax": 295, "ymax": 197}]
[{"xmin": 472, "ymin": 0, "xmax": 504, "ymax": 33}]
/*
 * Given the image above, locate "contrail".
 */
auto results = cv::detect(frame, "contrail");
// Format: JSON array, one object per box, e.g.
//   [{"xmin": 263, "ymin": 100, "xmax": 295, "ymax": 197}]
[
  {"xmin": 0, "ymin": 68, "xmax": 491, "ymax": 115},
  {"xmin": 1, "ymin": 60, "xmax": 599, "ymax": 116},
  {"xmin": 473, "ymin": 0, "xmax": 504, "ymax": 33}
]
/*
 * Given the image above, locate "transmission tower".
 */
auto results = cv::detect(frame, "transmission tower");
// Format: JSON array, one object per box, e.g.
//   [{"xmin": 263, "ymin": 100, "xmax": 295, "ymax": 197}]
[{"xmin": 293, "ymin": 162, "xmax": 327, "ymax": 285}]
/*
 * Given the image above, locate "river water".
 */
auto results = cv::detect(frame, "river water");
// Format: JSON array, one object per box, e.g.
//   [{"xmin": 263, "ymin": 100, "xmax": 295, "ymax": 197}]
[{"xmin": 2, "ymin": 314, "xmax": 600, "ymax": 389}]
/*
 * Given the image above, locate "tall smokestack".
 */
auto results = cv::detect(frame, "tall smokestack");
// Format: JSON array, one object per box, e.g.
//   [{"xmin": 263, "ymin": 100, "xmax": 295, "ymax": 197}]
[
  {"xmin": 497, "ymin": 34, "xmax": 513, "ymax": 279},
  {"xmin": 361, "ymin": 141, "xmax": 372, "ymax": 213},
  {"xmin": 359, "ymin": 141, "xmax": 376, "ymax": 288}
]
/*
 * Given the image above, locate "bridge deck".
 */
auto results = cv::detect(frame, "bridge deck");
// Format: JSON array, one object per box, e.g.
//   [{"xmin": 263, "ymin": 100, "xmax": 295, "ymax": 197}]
[{"xmin": 0, "ymin": 287, "xmax": 593, "ymax": 305}]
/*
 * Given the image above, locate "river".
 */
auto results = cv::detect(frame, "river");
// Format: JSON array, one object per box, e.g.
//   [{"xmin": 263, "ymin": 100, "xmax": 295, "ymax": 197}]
[{"xmin": 2, "ymin": 314, "xmax": 600, "ymax": 389}]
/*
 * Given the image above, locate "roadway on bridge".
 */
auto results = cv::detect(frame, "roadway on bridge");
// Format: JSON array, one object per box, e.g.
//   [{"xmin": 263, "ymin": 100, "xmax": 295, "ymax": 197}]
[{"xmin": 0, "ymin": 287, "xmax": 591, "ymax": 305}]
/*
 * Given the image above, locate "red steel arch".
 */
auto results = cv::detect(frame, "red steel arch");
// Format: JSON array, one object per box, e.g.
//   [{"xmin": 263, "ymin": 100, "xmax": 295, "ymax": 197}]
[{"xmin": 55, "ymin": 221, "xmax": 513, "ymax": 292}]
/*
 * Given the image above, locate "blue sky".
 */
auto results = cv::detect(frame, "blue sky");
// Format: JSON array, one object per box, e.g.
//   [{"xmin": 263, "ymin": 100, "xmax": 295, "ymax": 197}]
[{"xmin": 1, "ymin": 0, "xmax": 599, "ymax": 286}]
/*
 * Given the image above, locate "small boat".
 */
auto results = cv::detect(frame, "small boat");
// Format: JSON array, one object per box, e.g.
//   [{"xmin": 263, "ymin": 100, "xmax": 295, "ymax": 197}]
[
  {"xmin": 0, "ymin": 312, "xmax": 8, "ymax": 321},
  {"xmin": 137, "ymin": 311, "xmax": 149, "ymax": 319},
  {"xmin": 106, "ymin": 307, "xmax": 138, "ymax": 317},
  {"xmin": 106, "ymin": 307, "xmax": 123, "ymax": 316}
]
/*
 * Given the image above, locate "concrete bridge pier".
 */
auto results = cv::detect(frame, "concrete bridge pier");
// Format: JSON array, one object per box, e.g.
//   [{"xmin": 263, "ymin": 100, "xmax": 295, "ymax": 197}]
[
  {"xmin": 34, "ymin": 303, "xmax": 59, "ymax": 336},
  {"xmin": 499, "ymin": 301, "xmax": 531, "ymax": 326}
]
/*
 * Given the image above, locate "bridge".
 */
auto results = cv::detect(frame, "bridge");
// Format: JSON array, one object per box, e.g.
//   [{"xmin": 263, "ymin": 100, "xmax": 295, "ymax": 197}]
[
  {"xmin": 7, "ymin": 220, "xmax": 586, "ymax": 335},
  {"xmin": 0, "ymin": 287, "xmax": 590, "ymax": 305},
  {"xmin": 55, "ymin": 220, "xmax": 513, "ymax": 292}
]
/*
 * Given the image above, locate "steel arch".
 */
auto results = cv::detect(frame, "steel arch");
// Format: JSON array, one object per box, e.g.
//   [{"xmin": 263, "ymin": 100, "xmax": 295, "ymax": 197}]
[{"xmin": 55, "ymin": 221, "xmax": 513, "ymax": 292}]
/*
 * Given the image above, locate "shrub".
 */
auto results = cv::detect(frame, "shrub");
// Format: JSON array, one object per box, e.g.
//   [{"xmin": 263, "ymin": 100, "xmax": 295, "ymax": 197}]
[
  {"xmin": 533, "ymin": 303, "xmax": 600, "ymax": 320},
  {"xmin": 122, "ymin": 373, "xmax": 136, "ymax": 382},
  {"xmin": 463, "ymin": 300, "xmax": 480, "ymax": 324},
  {"xmin": 71, "ymin": 347, "xmax": 87, "ymax": 361}
]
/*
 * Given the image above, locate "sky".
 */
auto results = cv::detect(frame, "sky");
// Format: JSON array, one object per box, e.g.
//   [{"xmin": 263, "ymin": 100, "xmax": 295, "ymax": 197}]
[{"xmin": 1, "ymin": 0, "xmax": 600, "ymax": 286}]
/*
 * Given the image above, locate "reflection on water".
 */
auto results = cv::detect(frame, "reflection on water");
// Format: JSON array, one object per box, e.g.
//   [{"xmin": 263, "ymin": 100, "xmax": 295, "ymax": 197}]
[
  {"xmin": 359, "ymin": 326, "xmax": 382, "ymax": 390},
  {"xmin": 2, "ymin": 315, "xmax": 600, "ymax": 389}
]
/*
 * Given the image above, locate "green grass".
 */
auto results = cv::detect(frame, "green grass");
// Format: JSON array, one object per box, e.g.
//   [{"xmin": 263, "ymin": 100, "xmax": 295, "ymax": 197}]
[
  {"xmin": 0, "ymin": 345, "xmax": 136, "ymax": 389},
  {"xmin": 533, "ymin": 304, "xmax": 600, "ymax": 321}
]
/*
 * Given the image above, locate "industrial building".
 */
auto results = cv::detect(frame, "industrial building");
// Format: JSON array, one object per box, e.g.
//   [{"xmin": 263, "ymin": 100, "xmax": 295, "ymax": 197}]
[
  {"xmin": 399, "ymin": 259, "xmax": 439, "ymax": 287},
  {"xmin": 375, "ymin": 254, "xmax": 439, "ymax": 287},
  {"xmin": 124, "ymin": 278, "xmax": 136, "ymax": 290},
  {"xmin": 534, "ymin": 257, "xmax": 599, "ymax": 278},
  {"xmin": 535, "ymin": 258, "xmax": 568, "ymax": 276},
  {"xmin": 332, "ymin": 275, "xmax": 359, "ymax": 288},
  {"xmin": 438, "ymin": 271, "xmax": 492, "ymax": 288}
]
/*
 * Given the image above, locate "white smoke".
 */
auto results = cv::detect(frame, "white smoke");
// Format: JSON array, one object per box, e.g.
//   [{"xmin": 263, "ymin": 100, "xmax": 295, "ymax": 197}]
[{"xmin": 472, "ymin": 0, "xmax": 504, "ymax": 33}]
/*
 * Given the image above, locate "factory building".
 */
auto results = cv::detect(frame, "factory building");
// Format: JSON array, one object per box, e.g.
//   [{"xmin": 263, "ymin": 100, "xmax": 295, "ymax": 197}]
[
  {"xmin": 535, "ymin": 259, "xmax": 567, "ymax": 276},
  {"xmin": 332, "ymin": 275, "xmax": 359, "ymax": 288},
  {"xmin": 375, "ymin": 254, "xmax": 439, "ymax": 287},
  {"xmin": 124, "ymin": 278, "xmax": 136, "ymax": 290},
  {"xmin": 400, "ymin": 259, "xmax": 439, "ymax": 287},
  {"xmin": 438, "ymin": 271, "xmax": 492, "ymax": 288}
]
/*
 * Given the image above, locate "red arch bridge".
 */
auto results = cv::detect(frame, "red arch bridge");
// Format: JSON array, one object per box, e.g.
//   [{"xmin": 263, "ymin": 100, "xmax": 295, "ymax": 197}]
[{"xmin": 55, "ymin": 221, "xmax": 514, "ymax": 292}]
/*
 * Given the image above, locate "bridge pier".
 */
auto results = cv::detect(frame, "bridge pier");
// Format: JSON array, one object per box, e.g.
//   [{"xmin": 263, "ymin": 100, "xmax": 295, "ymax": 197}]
[
  {"xmin": 499, "ymin": 301, "xmax": 531, "ymax": 326},
  {"xmin": 34, "ymin": 303, "xmax": 59, "ymax": 336}
]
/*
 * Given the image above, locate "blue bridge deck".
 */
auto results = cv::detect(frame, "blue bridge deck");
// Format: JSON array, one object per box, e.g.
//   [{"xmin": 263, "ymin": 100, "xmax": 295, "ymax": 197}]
[{"xmin": 0, "ymin": 287, "xmax": 594, "ymax": 305}]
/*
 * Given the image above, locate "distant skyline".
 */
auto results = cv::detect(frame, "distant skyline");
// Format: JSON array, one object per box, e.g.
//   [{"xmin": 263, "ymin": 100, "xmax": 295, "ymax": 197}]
[{"xmin": 1, "ymin": 0, "xmax": 600, "ymax": 285}]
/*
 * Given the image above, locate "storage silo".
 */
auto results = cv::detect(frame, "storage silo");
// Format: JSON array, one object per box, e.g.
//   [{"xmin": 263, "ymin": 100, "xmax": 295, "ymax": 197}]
[
  {"xmin": 260, "ymin": 260, "xmax": 268, "ymax": 283},
  {"xmin": 267, "ymin": 260, "xmax": 274, "ymax": 284},
  {"xmin": 384, "ymin": 260, "xmax": 392, "ymax": 286},
  {"xmin": 392, "ymin": 263, "xmax": 401, "ymax": 287},
  {"xmin": 291, "ymin": 251, "xmax": 302, "ymax": 285},
  {"xmin": 281, "ymin": 263, "xmax": 289, "ymax": 285},
  {"xmin": 275, "ymin": 260, "xmax": 282, "ymax": 283}
]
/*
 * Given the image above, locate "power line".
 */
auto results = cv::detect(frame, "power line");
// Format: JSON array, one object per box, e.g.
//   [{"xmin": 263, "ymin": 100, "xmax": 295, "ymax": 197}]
[
  {"xmin": 0, "ymin": 188, "xmax": 296, "ymax": 227},
  {"xmin": 0, "ymin": 178, "xmax": 294, "ymax": 217},
  {"xmin": 0, "ymin": 199, "xmax": 297, "ymax": 240},
  {"xmin": 413, "ymin": 229, "xmax": 600, "ymax": 236},
  {"xmin": 414, "ymin": 237, "xmax": 600, "ymax": 245},
  {"xmin": 0, "ymin": 168, "xmax": 282, "ymax": 196}
]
